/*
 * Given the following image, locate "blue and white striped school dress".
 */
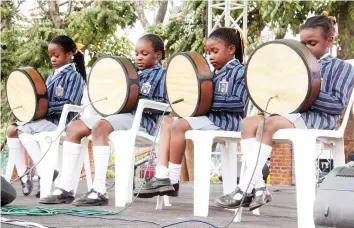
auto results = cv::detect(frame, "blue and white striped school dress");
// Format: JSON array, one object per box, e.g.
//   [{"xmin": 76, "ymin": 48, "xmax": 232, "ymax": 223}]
[{"xmin": 16, "ymin": 64, "xmax": 85, "ymax": 134}]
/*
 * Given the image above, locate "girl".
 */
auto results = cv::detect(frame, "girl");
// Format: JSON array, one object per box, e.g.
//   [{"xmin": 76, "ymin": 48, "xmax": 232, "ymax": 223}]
[
  {"xmin": 215, "ymin": 14, "xmax": 354, "ymax": 211},
  {"xmin": 135, "ymin": 27, "xmax": 248, "ymax": 198},
  {"xmin": 40, "ymin": 34, "xmax": 168, "ymax": 206},
  {"xmin": 6, "ymin": 35, "xmax": 86, "ymax": 198}
]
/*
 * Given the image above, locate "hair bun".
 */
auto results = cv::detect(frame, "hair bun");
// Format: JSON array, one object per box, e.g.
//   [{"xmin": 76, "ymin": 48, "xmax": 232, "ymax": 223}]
[{"xmin": 322, "ymin": 11, "xmax": 336, "ymax": 24}]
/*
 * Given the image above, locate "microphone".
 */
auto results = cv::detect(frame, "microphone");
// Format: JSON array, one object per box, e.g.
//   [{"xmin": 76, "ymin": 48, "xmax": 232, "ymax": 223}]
[{"xmin": 171, "ymin": 98, "xmax": 184, "ymax": 104}]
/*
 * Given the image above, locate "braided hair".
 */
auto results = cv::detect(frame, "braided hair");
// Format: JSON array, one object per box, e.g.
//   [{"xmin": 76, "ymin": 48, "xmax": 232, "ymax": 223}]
[
  {"xmin": 139, "ymin": 34, "xmax": 166, "ymax": 61},
  {"xmin": 208, "ymin": 27, "xmax": 245, "ymax": 64},
  {"xmin": 50, "ymin": 35, "xmax": 86, "ymax": 82},
  {"xmin": 300, "ymin": 15, "xmax": 336, "ymax": 39}
]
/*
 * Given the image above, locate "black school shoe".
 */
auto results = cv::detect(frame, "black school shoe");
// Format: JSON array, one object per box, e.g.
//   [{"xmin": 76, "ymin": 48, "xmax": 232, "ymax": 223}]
[
  {"xmin": 170, "ymin": 182, "xmax": 179, "ymax": 197},
  {"xmin": 72, "ymin": 188, "xmax": 109, "ymax": 206},
  {"xmin": 133, "ymin": 177, "xmax": 176, "ymax": 198},
  {"xmin": 249, "ymin": 187, "xmax": 273, "ymax": 211},
  {"xmin": 214, "ymin": 187, "xmax": 254, "ymax": 209},
  {"xmin": 21, "ymin": 167, "xmax": 34, "ymax": 196},
  {"xmin": 39, "ymin": 187, "xmax": 75, "ymax": 204},
  {"xmin": 35, "ymin": 169, "xmax": 59, "ymax": 198}
]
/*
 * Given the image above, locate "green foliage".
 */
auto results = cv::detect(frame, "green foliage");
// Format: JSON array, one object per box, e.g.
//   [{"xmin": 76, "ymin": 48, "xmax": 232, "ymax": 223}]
[
  {"xmin": 0, "ymin": 128, "xmax": 9, "ymax": 175},
  {"xmin": 87, "ymin": 34, "xmax": 134, "ymax": 66},
  {"xmin": 0, "ymin": 0, "xmax": 137, "ymax": 126},
  {"xmin": 256, "ymin": 0, "xmax": 317, "ymax": 39},
  {"xmin": 146, "ymin": 1, "xmax": 319, "ymax": 57},
  {"xmin": 66, "ymin": 1, "xmax": 136, "ymax": 46},
  {"xmin": 147, "ymin": 0, "xmax": 353, "ymax": 60},
  {"xmin": 325, "ymin": 1, "xmax": 354, "ymax": 59},
  {"xmin": 147, "ymin": 1, "xmax": 207, "ymax": 57}
]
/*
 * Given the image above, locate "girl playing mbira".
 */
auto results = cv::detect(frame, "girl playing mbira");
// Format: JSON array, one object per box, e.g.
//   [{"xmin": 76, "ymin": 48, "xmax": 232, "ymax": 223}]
[
  {"xmin": 40, "ymin": 34, "xmax": 169, "ymax": 206},
  {"xmin": 135, "ymin": 27, "xmax": 248, "ymax": 198},
  {"xmin": 215, "ymin": 14, "xmax": 354, "ymax": 211},
  {"xmin": 6, "ymin": 35, "xmax": 86, "ymax": 198}
]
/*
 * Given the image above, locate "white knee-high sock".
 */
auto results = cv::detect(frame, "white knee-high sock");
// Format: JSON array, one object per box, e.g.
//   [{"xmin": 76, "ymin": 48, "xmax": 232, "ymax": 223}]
[
  {"xmin": 168, "ymin": 162, "xmax": 182, "ymax": 184},
  {"xmin": 7, "ymin": 138, "xmax": 28, "ymax": 182},
  {"xmin": 238, "ymin": 141, "xmax": 272, "ymax": 194},
  {"xmin": 89, "ymin": 146, "xmax": 110, "ymax": 198},
  {"xmin": 155, "ymin": 165, "xmax": 169, "ymax": 179},
  {"xmin": 53, "ymin": 141, "xmax": 82, "ymax": 195},
  {"xmin": 240, "ymin": 138, "xmax": 256, "ymax": 170},
  {"xmin": 18, "ymin": 133, "xmax": 41, "ymax": 175}
]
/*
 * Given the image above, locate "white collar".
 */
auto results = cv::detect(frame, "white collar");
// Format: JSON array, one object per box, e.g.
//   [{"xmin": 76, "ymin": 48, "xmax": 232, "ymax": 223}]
[
  {"xmin": 225, "ymin": 59, "xmax": 235, "ymax": 66},
  {"xmin": 318, "ymin": 53, "xmax": 330, "ymax": 62},
  {"xmin": 53, "ymin": 63, "xmax": 72, "ymax": 76},
  {"xmin": 215, "ymin": 59, "xmax": 236, "ymax": 74}
]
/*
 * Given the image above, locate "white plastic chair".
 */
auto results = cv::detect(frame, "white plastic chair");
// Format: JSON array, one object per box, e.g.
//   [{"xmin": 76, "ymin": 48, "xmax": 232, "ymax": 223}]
[
  {"xmin": 185, "ymin": 130, "xmax": 259, "ymax": 220},
  {"xmin": 271, "ymin": 89, "xmax": 354, "ymax": 228},
  {"xmin": 107, "ymin": 99, "xmax": 172, "ymax": 208},
  {"xmin": 185, "ymin": 87, "xmax": 353, "ymax": 225},
  {"xmin": 4, "ymin": 103, "xmax": 93, "ymax": 198},
  {"xmin": 181, "ymin": 99, "xmax": 260, "ymax": 219},
  {"xmin": 36, "ymin": 106, "xmax": 93, "ymax": 198}
]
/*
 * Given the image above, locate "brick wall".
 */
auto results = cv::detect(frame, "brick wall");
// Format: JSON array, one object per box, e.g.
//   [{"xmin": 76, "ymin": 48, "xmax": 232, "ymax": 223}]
[{"xmin": 269, "ymin": 143, "xmax": 293, "ymax": 185}]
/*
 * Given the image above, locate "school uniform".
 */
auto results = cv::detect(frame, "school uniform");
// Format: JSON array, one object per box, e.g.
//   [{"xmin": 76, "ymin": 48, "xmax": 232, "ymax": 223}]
[
  {"xmin": 184, "ymin": 59, "xmax": 248, "ymax": 131},
  {"xmin": 15, "ymin": 64, "xmax": 85, "ymax": 134},
  {"xmin": 37, "ymin": 63, "xmax": 169, "ymax": 205},
  {"xmin": 81, "ymin": 63, "xmax": 168, "ymax": 135},
  {"xmin": 10, "ymin": 63, "xmax": 84, "ymax": 198},
  {"xmin": 215, "ymin": 54, "xmax": 354, "ymax": 210},
  {"xmin": 277, "ymin": 55, "xmax": 354, "ymax": 129}
]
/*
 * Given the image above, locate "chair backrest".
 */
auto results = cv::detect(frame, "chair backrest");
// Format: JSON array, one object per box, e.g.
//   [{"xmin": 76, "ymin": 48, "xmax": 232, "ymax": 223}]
[
  {"xmin": 337, "ymin": 89, "xmax": 354, "ymax": 134},
  {"xmin": 81, "ymin": 86, "xmax": 98, "ymax": 118},
  {"xmin": 337, "ymin": 59, "xmax": 354, "ymax": 134}
]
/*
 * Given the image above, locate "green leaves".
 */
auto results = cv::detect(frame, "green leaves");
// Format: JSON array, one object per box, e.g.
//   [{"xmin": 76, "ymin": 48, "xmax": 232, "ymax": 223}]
[
  {"xmin": 87, "ymin": 34, "xmax": 134, "ymax": 66},
  {"xmin": 147, "ymin": 1, "xmax": 207, "ymax": 58},
  {"xmin": 0, "ymin": 0, "xmax": 137, "ymax": 125}
]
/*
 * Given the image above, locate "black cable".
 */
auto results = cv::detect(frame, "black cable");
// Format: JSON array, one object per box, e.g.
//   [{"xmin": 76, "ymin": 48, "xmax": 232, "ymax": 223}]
[
  {"xmin": 162, "ymin": 219, "xmax": 219, "ymax": 228},
  {"xmin": 63, "ymin": 213, "xmax": 162, "ymax": 227},
  {"xmin": 10, "ymin": 98, "xmax": 106, "ymax": 184},
  {"xmin": 224, "ymin": 96, "xmax": 276, "ymax": 228}
]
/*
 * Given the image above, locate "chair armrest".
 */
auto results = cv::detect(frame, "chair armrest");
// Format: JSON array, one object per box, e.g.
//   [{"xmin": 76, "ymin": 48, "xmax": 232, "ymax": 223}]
[
  {"xmin": 136, "ymin": 99, "xmax": 171, "ymax": 113},
  {"xmin": 131, "ymin": 100, "xmax": 171, "ymax": 132},
  {"xmin": 57, "ymin": 104, "xmax": 84, "ymax": 131}
]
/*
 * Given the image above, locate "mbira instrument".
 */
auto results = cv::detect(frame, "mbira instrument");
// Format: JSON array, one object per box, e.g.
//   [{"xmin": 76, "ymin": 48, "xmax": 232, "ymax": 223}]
[
  {"xmin": 166, "ymin": 52, "xmax": 213, "ymax": 117},
  {"xmin": 6, "ymin": 67, "xmax": 48, "ymax": 122},
  {"xmin": 245, "ymin": 39, "xmax": 321, "ymax": 115},
  {"xmin": 88, "ymin": 56, "xmax": 139, "ymax": 116}
]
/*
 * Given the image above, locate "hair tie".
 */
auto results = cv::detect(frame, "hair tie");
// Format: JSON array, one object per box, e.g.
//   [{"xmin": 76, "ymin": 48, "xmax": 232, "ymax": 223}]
[
  {"xmin": 234, "ymin": 27, "xmax": 247, "ymax": 49},
  {"xmin": 75, "ymin": 43, "xmax": 84, "ymax": 54},
  {"xmin": 322, "ymin": 11, "xmax": 336, "ymax": 24}
]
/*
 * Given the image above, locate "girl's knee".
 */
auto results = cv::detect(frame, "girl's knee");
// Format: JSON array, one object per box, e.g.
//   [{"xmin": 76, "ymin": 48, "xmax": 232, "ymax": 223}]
[
  {"xmin": 66, "ymin": 120, "xmax": 90, "ymax": 141},
  {"xmin": 7, "ymin": 125, "xmax": 18, "ymax": 138},
  {"xmin": 91, "ymin": 120, "xmax": 113, "ymax": 139},
  {"xmin": 172, "ymin": 118, "xmax": 190, "ymax": 133}
]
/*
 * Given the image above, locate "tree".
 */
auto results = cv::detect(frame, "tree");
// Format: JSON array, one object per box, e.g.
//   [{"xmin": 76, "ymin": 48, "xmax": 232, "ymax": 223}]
[
  {"xmin": 147, "ymin": 0, "xmax": 353, "ymax": 60},
  {"xmin": 325, "ymin": 1, "xmax": 354, "ymax": 59},
  {"xmin": 147, "ymin": 1, "xmax": 208, "ymax": 58},
  {"xmin": 0, "ymin": 0, "xmax": 137, "ymax": 125}
]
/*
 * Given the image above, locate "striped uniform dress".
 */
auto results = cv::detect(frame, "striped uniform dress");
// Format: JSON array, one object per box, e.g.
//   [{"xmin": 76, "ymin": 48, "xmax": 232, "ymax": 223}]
[
  {"xmin": 132, "ymin": 64, "xmax": 168, "ymax": 135},
  {"xmin": 208, "ymin": 59, "xmax": 248, "ymax": 131},
  {"xmin": 16, "ymin": 64, "xmax": 85, "ymax": 134},
  {"xmin": 45, "ymin": 64, "xmax": 85, "ymax": 125},
  {"xmin": 301, "ymin": 55, "xmax": 354, "ymax": 130}
]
